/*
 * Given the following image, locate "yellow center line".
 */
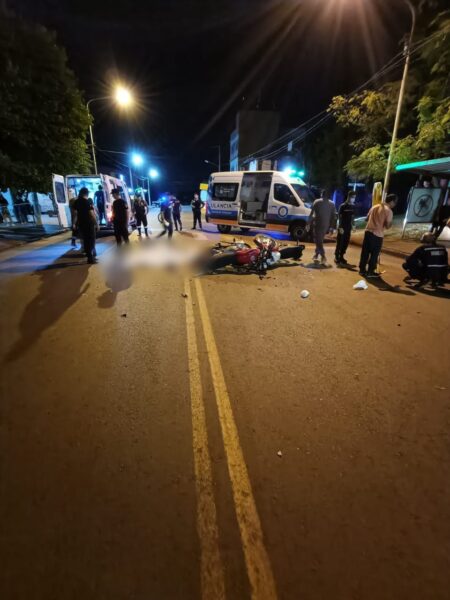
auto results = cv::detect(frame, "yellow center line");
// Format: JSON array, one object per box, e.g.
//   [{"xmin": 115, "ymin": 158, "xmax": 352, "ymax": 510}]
[
  {"xmin": 184, "ymin": 278, "xmax": 226, "ymax": 600},
  {"xmin": 194, "ymin": 278, "xmax": 278, "ymax": 600}
]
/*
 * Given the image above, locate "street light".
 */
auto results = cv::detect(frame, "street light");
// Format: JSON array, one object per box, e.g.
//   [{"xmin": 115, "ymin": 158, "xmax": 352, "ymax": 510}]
[
  {"xmin": 86, "ymin": 84, "xmax": 134, "ymax": 175},
  {"xmin": 204, "ymin": 159, "xmax": 219, "ymax": 169},
  {"xmin": 383, "ymin": 0, "xmax": 416, "ymax": 199},
  {"xmin": 131, "ymin": 153, "xmax": 144, "ymax": 167},
  {"xmin": 149, "ymin": 168, "xmax": 159, "ymax": 179}
]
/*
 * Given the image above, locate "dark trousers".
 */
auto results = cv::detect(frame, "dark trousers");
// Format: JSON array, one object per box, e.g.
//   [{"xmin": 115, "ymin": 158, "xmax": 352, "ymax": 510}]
[
  {"xmin": 335, "ymin": 227, "xmax": 351, "ymax": 260},
  {"xmin": 80, "ymin": 225, "xmax": 96, "ymax": 262},
  {"xmin": 98, "ymin": 207, "xmax": 106, "ymax": 224},
  {"xmin": 136, "ymin": 214, "xmax": 148, "ymax": 234},
  {"xmin": 359, "ymin": 231, "xmax": 383, "ymax": 273},
  {"xmin": 114, "ymin": 221, "xmax": 129, "ymax": 245},
  {"xmin": 193, "ymin": 210, "xmax": 202, "ymax": 229},
  {"xmin": 174, "ymin": 213, "xmax": 182, "ymax": 231},
  {"xmin": 157, "ymin": 221, "xmax": 173, "ymax": 239}
]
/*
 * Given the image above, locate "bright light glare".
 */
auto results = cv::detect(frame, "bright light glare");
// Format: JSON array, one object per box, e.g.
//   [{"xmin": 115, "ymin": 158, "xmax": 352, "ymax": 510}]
[
  {"xmin": 149, "ymin": 168, "xmax": 159, "ymax": 179},
  {"xmin": 131, "ymin": 153, "xmax": 144, "ymax": 167},
  {"xmin": 283, "ymin": 166, "xmax": 296, "ymax": 176},
  {"xmin": 115, "ymin": 86, "xmax": 133, "ymax": 107}
]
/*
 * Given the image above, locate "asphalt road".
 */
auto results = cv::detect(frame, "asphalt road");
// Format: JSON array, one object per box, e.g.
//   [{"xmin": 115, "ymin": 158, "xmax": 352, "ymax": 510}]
[{"xmin": 1, "ymin": 211, "xmax": 449, "ymax": 600}]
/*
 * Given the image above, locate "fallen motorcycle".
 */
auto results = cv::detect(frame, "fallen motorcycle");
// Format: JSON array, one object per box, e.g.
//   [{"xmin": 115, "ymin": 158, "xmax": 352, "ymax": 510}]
[{"xmin": 201, "ymin": 235, "xmax": 305, "ymax": 275}]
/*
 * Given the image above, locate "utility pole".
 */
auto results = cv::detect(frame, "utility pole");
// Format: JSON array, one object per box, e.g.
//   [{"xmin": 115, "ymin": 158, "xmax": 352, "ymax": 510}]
[{"xmin": 383, "ymin": 0, "xmax": 416, "ymax": 199}]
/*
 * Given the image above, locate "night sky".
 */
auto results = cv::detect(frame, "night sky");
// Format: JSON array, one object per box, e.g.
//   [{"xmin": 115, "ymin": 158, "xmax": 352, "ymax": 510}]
[{"xmin": 13, "ymin": 0, "xmax": 411, "ymax": 193}]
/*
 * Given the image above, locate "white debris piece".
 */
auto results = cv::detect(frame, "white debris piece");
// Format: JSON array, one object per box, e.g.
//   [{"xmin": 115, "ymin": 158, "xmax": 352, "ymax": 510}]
[
  {"xmin": 277, "ymin": 450, "xmax": 283, "ymax": 457},
  {"xmin": 300, "ymin": 290, "xmax": 310, "ymax": 299},
  {"xmin": 353, "ymin": 279, "xmax": 368, "ymax": 290}
]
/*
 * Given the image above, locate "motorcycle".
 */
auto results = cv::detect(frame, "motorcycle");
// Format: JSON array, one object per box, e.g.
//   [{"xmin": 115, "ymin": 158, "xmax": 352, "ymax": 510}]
[{"xmin": 202, "ymin": 235, "xmax": 305, "ymax": 275}]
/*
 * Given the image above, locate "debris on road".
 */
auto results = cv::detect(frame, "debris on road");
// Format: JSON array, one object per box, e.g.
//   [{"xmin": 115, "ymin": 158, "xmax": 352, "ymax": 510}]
[
  {"xmin": 277, "ymin": 450, "xmax": 283, "ymax": 458},
  {"xmin": 300, "ymin": 290, "xmax": 310, "ymax": 299},
  {"xmin": 434, "ymin": 386, "xmax": 446, "ymax": 391},
  {"xmin": 181, "ymin": 293, "xmax": 188, "ymax": 298},
  {"xmin": 353, "ymin": 280, "xmax": 368, "ymax": 290},
  {"xmin": 121, "ymin": 313, "xmax": 127, "ymax": 318}
]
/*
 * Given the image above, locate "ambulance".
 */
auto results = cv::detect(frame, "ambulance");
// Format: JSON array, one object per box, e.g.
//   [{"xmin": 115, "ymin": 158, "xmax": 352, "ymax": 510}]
[
  {"xmin": 205, "ymin": 171, "xmax": 314, "ymax": 240},
  {"xmin": 52, "ymin": 173, "xmax": 133, "ymax": 229}
]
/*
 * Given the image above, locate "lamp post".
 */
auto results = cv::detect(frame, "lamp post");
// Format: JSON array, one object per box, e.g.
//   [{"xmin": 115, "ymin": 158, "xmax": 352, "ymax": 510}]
[
  {"xmin": 204, "ymin": 159, "xmax": 219, "ymax": 169},
  {"xmin": 86, "ymin": 86, "xmax": 134, "ymax": 175},
  {"xmin": 211, "ymin": 145, "xmax": 222, "ymax": 171},
  {"xmin": 382, "ymin": 0, "xmax": 416, "ymax": 199}
]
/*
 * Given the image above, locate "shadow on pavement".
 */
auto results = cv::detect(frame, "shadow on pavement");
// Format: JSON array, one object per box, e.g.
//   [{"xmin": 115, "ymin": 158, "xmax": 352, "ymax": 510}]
[
  {"xmin": 97, "ymin": 261, "xmax": 132, "ymax": 308},
  {"xmin": 404, "ymin": 282, "xmax": 450, "ymax": 299},
  {"xmin": 5, "ymin": 256, "xmax": 91, "ymax": 362},
  {"xmin": 366, "ymin": 277, "xmax": 416, "ymax": 296}
]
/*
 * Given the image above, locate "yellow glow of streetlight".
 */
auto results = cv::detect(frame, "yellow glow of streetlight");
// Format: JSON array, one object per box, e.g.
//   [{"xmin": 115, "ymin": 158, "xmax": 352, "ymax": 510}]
[{"xmin": 115, "ymin": 86, "xmax": 133, "ymax": 107}]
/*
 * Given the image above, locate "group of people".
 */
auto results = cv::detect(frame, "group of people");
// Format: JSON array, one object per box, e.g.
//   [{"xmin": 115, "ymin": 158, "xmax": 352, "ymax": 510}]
[
  {"xmin": 70, "ymin": 185, "xmax": 207, "ymax": 263},
  {"xmin": 308, "ymin": 189, "xmax": 448, "ymax": 285},
  {"xmin": 158, "ymin": 193, "xmax": 205, "ymax": 239}
]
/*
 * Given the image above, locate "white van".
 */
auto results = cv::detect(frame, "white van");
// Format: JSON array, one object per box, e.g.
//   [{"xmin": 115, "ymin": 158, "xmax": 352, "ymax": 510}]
[
  {"xmin": 52, "ymin": 173, "xmax": 133, "ymax": 229},
  {"xmin": 206, "ymin": 171, "xmax": 314, "ymax": 240}
]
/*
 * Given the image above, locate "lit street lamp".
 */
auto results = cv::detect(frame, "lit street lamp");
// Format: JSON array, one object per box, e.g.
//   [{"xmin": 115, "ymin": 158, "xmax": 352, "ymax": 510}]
[
  {"xmin": 383, "ymin": 0, "xmax": 416, "ymax": 198},
  {"xmin": 86, "ymin": 85, "xmax": 134, "ymax": 175},
  {"xmin": 204, "ymin": 159, "xmax": 219, "ymax": 169}
]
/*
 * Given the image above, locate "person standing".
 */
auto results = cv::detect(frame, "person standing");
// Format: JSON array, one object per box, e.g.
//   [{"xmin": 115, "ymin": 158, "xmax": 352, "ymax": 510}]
[
  {"xmin": 111, "ymin": 188, "xmax": 129, "ymax": 246},
  {"xmin": 334, "ymin": 191, "xmax": 356, "ymax": 265},
  {"xmin": 359, "ymin": 193, "xmax": 397, "ymax": 278},
  {"xmin": 0, "ymin": 192, "xmax": 12, "ymax": 225},
  {"xmin": 74, "ymin": 187, "xmax": 98, "ymax": 264},
  {"xmin": 94, "ymin": 185, "xmax": 106, "ymax": 225},
  {"xmin": 68, "ymin": 189, "xmax": 78, "ymax": 247},
  {"xmin": 308, "ymin": 188, "xmax": 336, "ymax": 266},
  {"xmin": 134, "ymin": 194, "xmax": 149, "ymax": 237},
  {"xmin": 191, "ymin": 193, "xmax": 204, "ymax": 230},
  {"xmin": 157, "ymin": 197, "xmax": 174, "ymax": 239},
  {"xmin": 172, "ymin": 195, "xmax": 183, "ymax": 231}
]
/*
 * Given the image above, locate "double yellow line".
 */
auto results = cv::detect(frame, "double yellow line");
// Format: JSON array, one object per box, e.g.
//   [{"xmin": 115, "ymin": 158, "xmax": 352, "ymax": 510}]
[{"xmin": 184, "ymin": 278, "xmax": 277, "ymax": 600}]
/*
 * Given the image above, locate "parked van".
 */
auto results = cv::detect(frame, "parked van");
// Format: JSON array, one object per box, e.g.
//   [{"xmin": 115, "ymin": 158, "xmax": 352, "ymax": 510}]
[
  {"xmin": 52, "ymin": 173, "xmax": 133, "ymax": 229},
  {"xmin": 206, "ymin": 171, "xmax": 314, "ymax": 240}
]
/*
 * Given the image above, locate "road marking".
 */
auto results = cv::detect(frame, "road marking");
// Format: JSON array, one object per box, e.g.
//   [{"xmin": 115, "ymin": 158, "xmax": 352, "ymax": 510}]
[
  {"xmin": 184, "ymin": 278, "xmax": 226, "ymax": 600},
  {"xmin": 194, "ymin": 278, "xmax": 278, "ymax": 600}
]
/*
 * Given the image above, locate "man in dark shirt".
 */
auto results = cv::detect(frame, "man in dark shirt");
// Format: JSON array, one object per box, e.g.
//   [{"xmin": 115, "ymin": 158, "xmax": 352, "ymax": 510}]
[
  {"xmin": 191, "ymin": 193, "xmax": 205, "ymax": 230},
  {"xmin": 94, "ymin": 185, "xmax": 106, "ymax": 225},
  {"xmin": 133, "ymin": 194, "xmax": 149, "ymax": 237},
  {"xmin": 111, "ymin": 188, "xmax": 129, "ymax": 246},
  {"xmin": 157, "ymin": 197, "xmax": 174, "ymax": 239},
  {"xmin": 74, "ymin": 187, "xmax": 98, "ymax": 264},
  {"xmin": 335, "ymin": 191, "xmax": 356, "ymax": 265},
  {"xmin": 172, "ymin": 195, "xmax": 183, "ymax": 231},
  {"xmin": 403, "ymin": 232, "xmax": 448, "ymax": 287}
]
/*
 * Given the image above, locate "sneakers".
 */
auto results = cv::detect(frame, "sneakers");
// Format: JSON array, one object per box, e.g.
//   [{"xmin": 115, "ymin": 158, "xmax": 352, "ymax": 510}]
[
  {"xmin": 366, "ymin": 271, "xmax": 381, "ymax": 278},
  {"xmin": 320, "ymin": 256, "xmax": 328, "ymax": 267},
  {"xmin": 313, "ymin": 254, "xmax": 319, "ymax": 263},
  {"xmin": 358, "ymin": 270, "xmax": 366, "ymax": 277},
  {"xmin": 340, "ymin": 258, "xmax": 348, "ymax": 265}
]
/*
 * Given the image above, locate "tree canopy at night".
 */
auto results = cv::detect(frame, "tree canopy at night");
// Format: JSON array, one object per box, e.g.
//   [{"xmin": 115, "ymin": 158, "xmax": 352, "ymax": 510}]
[{"xmin": 0, "ymin": 14, "xmax": 91, "ymax": 193}]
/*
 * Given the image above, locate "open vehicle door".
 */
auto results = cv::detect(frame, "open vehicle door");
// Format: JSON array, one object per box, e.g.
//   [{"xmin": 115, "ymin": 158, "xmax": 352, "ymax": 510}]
[{"xmin": 52, "ymin": 174, "xmax": 70, "ymax": 228}]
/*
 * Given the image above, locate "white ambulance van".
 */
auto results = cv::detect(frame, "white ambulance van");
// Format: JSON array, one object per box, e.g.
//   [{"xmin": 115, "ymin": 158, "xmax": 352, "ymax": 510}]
[
  {"xmin": 52, "ymin": 173, "xmax": 132, "ymax": 229},
  {"xmin": 205, "ymin": 171, "xmax": 314, "ymax": 240}
]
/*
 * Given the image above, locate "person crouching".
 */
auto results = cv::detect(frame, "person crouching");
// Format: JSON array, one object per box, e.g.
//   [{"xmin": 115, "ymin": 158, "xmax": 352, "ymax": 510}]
[{"xmin": 402, "ymin": 232, "xmax": 448, "ymax": 288}]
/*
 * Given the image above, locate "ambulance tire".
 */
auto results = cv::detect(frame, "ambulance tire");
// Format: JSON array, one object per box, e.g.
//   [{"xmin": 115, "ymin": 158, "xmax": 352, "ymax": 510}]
[
  {"xmin": 217, "ymin": 224, "xmax": 232, "ymax": 234},
  {"xmin": 289, "ymin": 221, "xmax": 307, "ymax": 241}
]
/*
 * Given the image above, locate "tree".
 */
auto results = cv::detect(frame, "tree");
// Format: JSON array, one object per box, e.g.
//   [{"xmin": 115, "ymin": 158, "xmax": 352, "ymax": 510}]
[
  {"xmin": 0, "ymin": 14, "xmax": 91, "ymax": 195},
  {"xmin": 328, "ymin": 6, "xmax": 450, "ymax": 181}
]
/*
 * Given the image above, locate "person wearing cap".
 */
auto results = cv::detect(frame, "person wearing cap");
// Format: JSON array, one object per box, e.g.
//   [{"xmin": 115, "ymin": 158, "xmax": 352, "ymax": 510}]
[
  {"xmin": 403, "ymin": 232, "xmax": 448, "ymax": 287},
  {"xmin": 73, "ymin": 187, "xmax": 98, "ymax": 264},
  {"xmin": 111, "ymin": 188, "xmax": 129, "ymax": 246},
  {"xmin": 359, "ymin": 193, "xmax": 397, "ymax": 278},
  {"xmin": 335, "ymin": 190, "xmax": 356, "ymax": 265}
]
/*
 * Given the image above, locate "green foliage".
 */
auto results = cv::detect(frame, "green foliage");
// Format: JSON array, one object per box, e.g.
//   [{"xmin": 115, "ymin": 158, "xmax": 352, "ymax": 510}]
[
  {"xmin": 0, "ymin": 15, "xmax": 91, "ymax": 193},
  {"xmin": 328, "ymin": 7, "xmax": 450, "ymax": 181}
]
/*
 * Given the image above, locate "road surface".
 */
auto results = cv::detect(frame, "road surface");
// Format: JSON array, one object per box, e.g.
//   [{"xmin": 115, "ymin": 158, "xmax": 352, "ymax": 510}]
[{"xmin": 1, "ymin": 210, "xmax": 449, "ymax": 600}]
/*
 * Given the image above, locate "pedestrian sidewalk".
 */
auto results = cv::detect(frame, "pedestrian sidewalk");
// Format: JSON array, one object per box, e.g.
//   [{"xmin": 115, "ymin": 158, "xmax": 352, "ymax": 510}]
[{"xmin": 0, "ymin": 224, "xmax": 65, "ymax": 253}]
